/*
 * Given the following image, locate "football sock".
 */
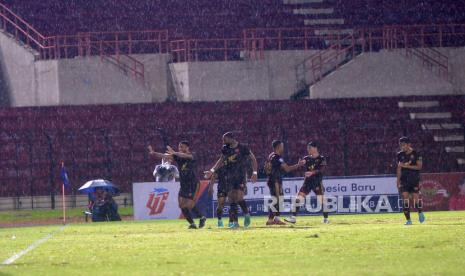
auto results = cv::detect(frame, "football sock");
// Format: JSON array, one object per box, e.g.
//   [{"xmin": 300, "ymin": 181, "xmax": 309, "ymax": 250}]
[
  {"xmin": 217, "ymin": 204, "xmax": 224, "ymax": 220},
  {"xmin": 403, "ymin": 200, "xmax": 411, "ymax": 220},
  {"xmin": 414, "ymin": 200, "xmax": 423, "ymax": 213},
  {"xmin": 238, "ymin": 200, "xmax": 249, "ymax": 215},
  {"xmin": 292, "ymin": 198, "xmax": 301, "ymax": 217},
  {"xmin": 229, "ymin": 203, "xmax": 239, "ymax": 222},
  {"xmin": 181, "ymin": 208, "xmax": 194, "ymax": 224},
  {"xmin": 191, "ymin": 206, "xmax": 204, "ymax": 218}
]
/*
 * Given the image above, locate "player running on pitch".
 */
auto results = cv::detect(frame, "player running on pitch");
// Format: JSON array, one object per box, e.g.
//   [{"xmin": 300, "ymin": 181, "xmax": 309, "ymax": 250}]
[
  {"xmin": 397, "ymin": 136, "xmax": 425, "ymax": 225},
  {"xmin": 204, "ymin": 132, "xmax": 258, "ymax": 228},
  {"xmin": 285, "ymin": 142, "xmax": 329, "ymax": 224},
  {"xmin": 264, "ymin": 140, "xmax": 305, "ymax": 225},
  {"xmin": 148, "ymin": 141, "xmax": 207, "ymax": 229},
  {"xmin": 208, "ymin": 166, "xmax": 231, "ymax": 228}
]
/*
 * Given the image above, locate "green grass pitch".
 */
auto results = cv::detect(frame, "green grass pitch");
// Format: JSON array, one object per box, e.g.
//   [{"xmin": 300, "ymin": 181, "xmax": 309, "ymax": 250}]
[{"xmin": 1, "ymin": 211, "xmax": 464, "ymax": 275}]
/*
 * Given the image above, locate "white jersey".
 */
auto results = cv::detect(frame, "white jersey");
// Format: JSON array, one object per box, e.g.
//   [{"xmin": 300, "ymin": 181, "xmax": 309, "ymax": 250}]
[{"xmin": 153, "ymin": 162, "xmax": 179, "ymax": 182}]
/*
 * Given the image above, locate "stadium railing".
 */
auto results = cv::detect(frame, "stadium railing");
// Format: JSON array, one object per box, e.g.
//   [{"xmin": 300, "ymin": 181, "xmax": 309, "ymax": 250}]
[
  {"xmin": 0, "ymin": 2, "xmax": 55, "ymax": 57},
  {"xmin": 2, "ymin": 1, "xmax": 464, "ymax": 64},
  {"xmin": 0, "ymin": 4, "xmax": 153, "ymax": 83},
  {"xmin": 170, "ymin": 38, "xmax": 251, "ymax": 62},
  {"xmin": 243, "ymin": 24, "xmax": 465, "ymax": 53}
]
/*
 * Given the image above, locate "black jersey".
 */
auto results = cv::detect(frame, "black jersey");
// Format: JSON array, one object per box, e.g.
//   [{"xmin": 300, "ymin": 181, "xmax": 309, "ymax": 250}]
[
  {"xmin": 216, "ymin": 166, "xmax": 226, "ymax": 184},
  {"xmin": 266, "ymin": 152, "xmax": 284, "ymax": 183},
  {"xmin": 221, "ymin": 143, "xmax": 251, "ymax": 178},
  {"xmin": 397, "ymin": 150, "xmax": 422, "ymax": 181},
  {"xmin": 173, "ymin": 154, "xmax": 198, "ymax": 186},
  {"xmin": 303, "ymin": 155, "xmax": 327, "ymax": 183}
]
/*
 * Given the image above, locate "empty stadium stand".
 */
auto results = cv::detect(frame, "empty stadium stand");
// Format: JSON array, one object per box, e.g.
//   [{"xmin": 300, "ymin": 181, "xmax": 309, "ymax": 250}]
[
  {"xmin": 0, "ymin": 95, "xmax": 463, "ymax": 198},
  {"xmin": 3, "ymin": 0, "xmax": 464, "ymax": 38},
  {"xmin": 0, "ymin": 1, "xmax": 463, "ymax": 203}
]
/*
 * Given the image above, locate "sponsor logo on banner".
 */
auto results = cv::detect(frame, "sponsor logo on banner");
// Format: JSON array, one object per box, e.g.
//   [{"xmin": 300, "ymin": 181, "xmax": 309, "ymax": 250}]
[
  {"xmin": 133, "ymin": 182, "xmax": 181, "ymax": 220},
  {"xmin": 420, "ymin": 180, "xmax": 445, "ymax": 208},
  {"xmin": 419, "ymin": 172, "xmax": 465, "ymax": 211},
  {"xmin": 133, "ymin": 181, "xmax": 211, "ymax": 220},
  {"xmin": 146, "ymin": 188, "xmax": 170, "ymax": 215}
]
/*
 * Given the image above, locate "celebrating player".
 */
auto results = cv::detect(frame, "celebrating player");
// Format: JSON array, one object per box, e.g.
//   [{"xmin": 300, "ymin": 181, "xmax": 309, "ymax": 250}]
[
  {"xmin": 208, "ymin": 166, "xmax": 231, "ymax": 228},
  {"xmin": 264, "ymin": 140, "xmax": 305, "ymax": 225},
  {"xmin": 204, "ymin": 132, "xmax": 258, "ymax": 228},
  {"xmin": 397, "ymin": 136, "xmax": 425, "ymax": 225},
  {"xmin": 148, "ymin": 142, "xmax": 207, "ymax": 229},
  {"xmin": 285, "ymin": 142, "xmax": 329, "ymax": 224}
]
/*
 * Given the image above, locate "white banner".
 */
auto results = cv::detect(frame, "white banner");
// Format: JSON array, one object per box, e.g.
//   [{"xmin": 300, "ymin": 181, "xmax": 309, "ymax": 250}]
[
  {"xmin": 213, "ymin": 176, "xmax": 398, "ymax": 199},
  {"xmin": 133, "ymin": 182, "xmax": 181, "ymax": 220},
  {"xmin": 211, "ymin": 176, "xmax": 400, "ymax": 215},
  {"xmin": 134, "ymin": 176, "xmax": 400, "ymax": 219}
]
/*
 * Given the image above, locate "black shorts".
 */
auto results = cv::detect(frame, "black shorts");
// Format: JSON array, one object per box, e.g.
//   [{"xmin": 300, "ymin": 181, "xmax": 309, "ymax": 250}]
[
  {"xmin": 400, "ymin": 178, "xmax": 420, "ymax": 194},
  {"xmin": 217, "ymin": 180, "xmax": 228, "ymax": 198},
  {"xmin": 299, "ymin": 177, "xmax": 324, "ymax": 196},
  {"xmin": 267, "ymin": 179, "xmax": 283, "ymax": 197},
  {"xmin": 179, "ymin": 181, "xmax": 199, "ymax": 200},
  {"xmin": 227, "ymin": 174, "xmax": 247, "ymax": 194}
]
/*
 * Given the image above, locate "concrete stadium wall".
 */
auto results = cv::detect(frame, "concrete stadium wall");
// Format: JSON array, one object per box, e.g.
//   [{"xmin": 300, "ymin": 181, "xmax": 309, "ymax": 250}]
[
  {"xmin": 134, "ymin": 54, "xmax": 175, "ymax": 102},
  {"xmin": 0, "ymin": 30, "xmax": 173, "ymax": 107},
  {"xmin": 0, "ymin": 31, "xmax": 39, "ymax": 106},
  {"xmin": 170, "ymin": 50, "xmax": 320, "ymax": 102},
  {"xmin": 184, "ymin": 60, "xmax": 270, "ymax": 101},
  {"xmin": 309, "ymin": 49, "xmax": 458, "ymax": 99},
  {"xmin": 57, "ymin": 57, "xmax": 151, "ymax": 105},
  {"xmin": 173, "ymin": 48, "xmax": 465, "ymax": 102},
  {"xmin": 36, "ymin": 60, "xmax": 60, "ymax": 105},
  {"xmin": 445, "ymin": 47, "xmax": 465, "ymax": 94},
  {"xmin": 57, "ymin": 53, "xmax": 173, "ymax": 105},
  {"xmin": 170, "ymin": 62, "xmax": 189, "ymax": 101},
  {"xmin": 2, "ymin": 27, "xmax": 465, "ymax": 107}
]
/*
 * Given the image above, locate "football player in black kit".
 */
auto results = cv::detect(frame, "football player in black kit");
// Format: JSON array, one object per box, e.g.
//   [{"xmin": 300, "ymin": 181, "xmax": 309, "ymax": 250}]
[
  {"xmin": 148, "ymin": 142, "xmax": 207, "ymax": 229},
  {"xmin": 264, "ymin": 140, "xmax": 305, "ymax": 225},
  {"xmin": 208, "ymin": 166, "xmax": 230, "ymax": 228},
  {"xmin": 397, "ymin": 136, "xmax": 425, "ymax": 225},
  {"xmin": 204, "ymin": 132, "xmax": 258, "ymax": 228},
  {"xmin": 285, "ymin": 142, "xmax": 329, "ymax": 224}
]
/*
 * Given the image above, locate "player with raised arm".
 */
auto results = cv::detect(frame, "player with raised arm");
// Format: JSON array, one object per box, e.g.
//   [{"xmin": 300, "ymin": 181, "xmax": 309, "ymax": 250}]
[
  {"xmin": 148, "ymin": 141, "xmax": 207, "ymax": 229},
  {"xmin": 285, "ymin": 142, "xmax": 329, "ymax": 224},
  {"xmin": 397, "ymin": 136, "xmax": 425, "ymax": 225},
  {"xmin": 264, "ymin": 140, "xmax": 306, "ymax": 225},
  {"xmin": 204, "ymin": 132, "xmax": 258, "ymax": 228}
]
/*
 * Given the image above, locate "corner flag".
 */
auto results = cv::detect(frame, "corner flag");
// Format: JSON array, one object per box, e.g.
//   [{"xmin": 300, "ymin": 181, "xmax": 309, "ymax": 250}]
[
  {"xmin": 60, "ymin": 162, "xmax": 70, "ymax": 225},
  {"xmin": 61, "ymin": 162, "xmax": 71, "ymax": 188}
]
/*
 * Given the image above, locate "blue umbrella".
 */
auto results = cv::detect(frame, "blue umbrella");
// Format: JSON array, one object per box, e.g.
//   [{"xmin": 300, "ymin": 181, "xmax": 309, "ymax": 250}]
[{"xmin": 78, "ymin": 179, "xmax": 120, "ymax": 195}]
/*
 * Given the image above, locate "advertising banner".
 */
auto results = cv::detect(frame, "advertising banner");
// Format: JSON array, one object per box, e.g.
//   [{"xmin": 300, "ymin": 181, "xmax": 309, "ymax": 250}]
[
  {"xmin": 133, "ymin": 181, "xmax": 210, "ymax": 220},
  {"xmin": 420, "ymin": 172, "xmax": 465, "ymax": 211},
  {"xmin": 133, "ymin": 173, "xmax": 465, "ymax": 220},
  {"xmin": 212, "ymin": 175, "xmax": 401, "ymax": 217}
]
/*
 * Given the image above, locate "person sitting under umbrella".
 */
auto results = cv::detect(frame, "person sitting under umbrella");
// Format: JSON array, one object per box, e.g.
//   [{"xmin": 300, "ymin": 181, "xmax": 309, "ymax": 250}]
[
  {"xmin": 88, "ymin": 187, "xmax": 121, "ymax": 222},
  {"xmin": 79, "ymin": 179, "xmax": 121, "ymax": 222}
]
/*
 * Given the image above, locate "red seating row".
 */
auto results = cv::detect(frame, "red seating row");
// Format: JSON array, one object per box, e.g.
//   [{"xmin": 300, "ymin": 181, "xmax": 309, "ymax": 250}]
[{"xmin": 0, "ymin": 95, "xmax": 464, "ymax": 196}]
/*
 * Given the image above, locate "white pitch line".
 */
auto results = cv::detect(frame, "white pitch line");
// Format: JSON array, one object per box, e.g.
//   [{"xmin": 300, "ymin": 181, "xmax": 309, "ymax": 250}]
[{"xmin": 1, "ymin": 225, "xmax": 66, "ymax": 266}]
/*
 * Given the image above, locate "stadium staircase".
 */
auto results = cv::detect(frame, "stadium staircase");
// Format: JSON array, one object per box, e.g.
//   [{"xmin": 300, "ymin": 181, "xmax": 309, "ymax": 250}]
[
  {"xmin": 291, "ymin": 27, "xmax": 450, "ymax": 100},
  {"xmin": 0, "ymin": 3, "xmax": 146, "ymax": 85},
  {"xmin": 386, "ymin": 28, "xmax": 449, "ymax": 81},
  {"xmin": 285, "ymin": 0, "xmax": 363, "ymax": 99},
  {"xmin": 399, "ymin": 98, "xmax": 465, "ymax": 170},
  {"xmin": 292, "ymin": 33, "xmax": 362, "ymax": 99}
]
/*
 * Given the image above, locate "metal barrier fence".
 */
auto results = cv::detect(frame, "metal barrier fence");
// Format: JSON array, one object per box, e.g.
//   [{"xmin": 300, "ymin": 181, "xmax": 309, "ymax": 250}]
[{"xmin": 0, "ymin": 193, "xmax": 132, "ymax": 211}]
